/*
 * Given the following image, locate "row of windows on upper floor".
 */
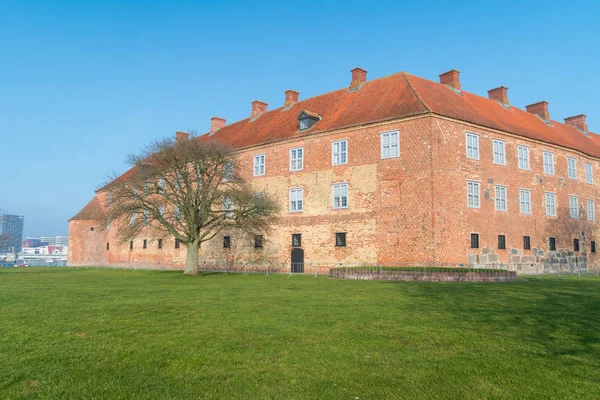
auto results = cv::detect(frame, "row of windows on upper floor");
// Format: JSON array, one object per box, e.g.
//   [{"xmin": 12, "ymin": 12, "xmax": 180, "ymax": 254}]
[
  {"xmin": 469, "ymin": 233, "xmax": 596, "ymax": 254},
  {"xmin": 113, "ymin": 182, "xmax": 349, "ymax": 230},
  {"xmin": 251, "ymin": 131, "xmax": 399, "ymax": 176},
  {"xmin": 466, "ymin": 132, "xmax": 595, "ymax": 183},
  {"xmin": 466, "ymin": 180, "xmax": 596, "ymax": 221}
]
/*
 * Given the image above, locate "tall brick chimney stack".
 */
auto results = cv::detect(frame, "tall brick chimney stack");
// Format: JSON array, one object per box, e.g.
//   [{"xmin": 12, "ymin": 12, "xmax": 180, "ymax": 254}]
[
  {"xmin": 251, "ymin": 100, "xmax": 268, "ymax": 118},
  {"xmin": 284, "ymin": 90, "xmax": 299, "ymax": 107},
  {"xmin": 439, "ymin": 69, "xmax": 461, "ymax": 90},
  {"xmin": 488, "ymin": 86, "xmax": 509, "ymax": 105},
  {"xmin": 564, "ymin": 114, "xmax": 588, "ymax": 131},
  {"xmin": 175, "ymin": 131, "xmax": 190, "ymax": 142},
  {"xmin": 526, "ymin": 101, "xmax": 550, "ymax": 120},
  {"xmin": 210, "ymin": 117, "xmax": 226, "ymax": 133},
  {"xmin": 350, "ymin": 67, "xmax": 367, "ymax": 89}
]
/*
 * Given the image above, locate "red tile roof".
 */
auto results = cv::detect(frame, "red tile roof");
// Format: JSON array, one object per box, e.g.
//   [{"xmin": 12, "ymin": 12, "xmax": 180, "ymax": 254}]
[
  {"xmin": 201, "ymin": 72, "xmax": 429, "ymax": 149},
  {"xmin": 70, "ymin": 196, "xmax": 105, "ymax": 221},
  {"xmin": 201, "ymin": 70, "xmax": 597, "ymax": 157},
  {"xmin": 403, "ymin": 73, "xmax": 600, "ymax": 158}
]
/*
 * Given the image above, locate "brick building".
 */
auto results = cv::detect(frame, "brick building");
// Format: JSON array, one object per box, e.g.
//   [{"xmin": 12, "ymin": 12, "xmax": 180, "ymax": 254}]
[{"xmin": 69, "ymin": 68, "xmax": 599, "ymax": 271}]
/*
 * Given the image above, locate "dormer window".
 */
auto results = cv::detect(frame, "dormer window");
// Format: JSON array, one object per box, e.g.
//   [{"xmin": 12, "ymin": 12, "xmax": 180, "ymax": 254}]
[{"xmin": 298, "ymin": 110, "xmax": 320, "ymax": 131}]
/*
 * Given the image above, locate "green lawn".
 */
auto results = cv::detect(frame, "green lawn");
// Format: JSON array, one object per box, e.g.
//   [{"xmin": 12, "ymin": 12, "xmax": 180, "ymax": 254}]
[{"xmin": 1, "ymin": 268, "xmax": 600, "ymax": 399}]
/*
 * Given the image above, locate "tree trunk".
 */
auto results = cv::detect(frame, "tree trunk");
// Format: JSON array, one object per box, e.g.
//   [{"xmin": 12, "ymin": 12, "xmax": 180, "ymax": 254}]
[{"xmin": 184, "ymin": 240, "xmax": 200, "ymax": 275}]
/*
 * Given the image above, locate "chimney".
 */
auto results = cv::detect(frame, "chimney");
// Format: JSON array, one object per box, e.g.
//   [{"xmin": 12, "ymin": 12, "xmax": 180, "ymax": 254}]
[
  {"xmin": 564, "ymin": 114, "xmax": 588, "ymax": 132},
  {"xmin": 210, "ymin": 117, "xmax": 226, "ymax": 133},
  {"xmin": 488, "ymin": 86, "xmax": 509, "ymax": 105},
  {"xmin": 439, "ymin": 69, "xmax": 461, "ymax": 90},
  {"xmin": 175, "ymin": 131, "xmax": 190, "ymax": 142},
  {"xmin": 284, "ymin": 90, "xmax": 299, "ymax": 107},
  {"xmin": 526, "ymin": 101, "xmax": 550, "ymax": 120},
  {"xmin": 350, "ymin": 67, "xmax": 367, "ymax": 89},
  {"xmin": 251, "ymin": 100, "xmax": 268, "ymax": 118}
]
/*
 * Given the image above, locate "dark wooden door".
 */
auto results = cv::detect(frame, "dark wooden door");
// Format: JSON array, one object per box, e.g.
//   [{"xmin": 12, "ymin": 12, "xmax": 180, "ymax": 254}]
[{"xmin": 291, "ymin": 248, "xmax": 304, "ymax": 273}]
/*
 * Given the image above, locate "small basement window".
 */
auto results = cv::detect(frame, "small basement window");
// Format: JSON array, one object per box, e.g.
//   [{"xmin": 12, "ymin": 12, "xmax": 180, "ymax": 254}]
[
  {"xmin": 574, "ymin": 238, "xmax": 580, "ymax": 252},
  {"xmin": 143, "ymin": 239, "xmax": 147, "ymax": 249},
  {"xmin": 255, "ymin": 235, "xmax": 263, "ymax": 248},
  {"xmin": 523, "ymin": 236, "xmax": 531, "ymax": 250},
  {"xmin": 549, "ymin": 237, "xmax": 556, "ymax": 251},
  {"xmin": 498, "ymin": 235, "xmax": 506, "ymax": 250},
  {"xmin": 106, "ymin": 242, "xmax": 110, "ymax": 251},
  {"xmin": 129, "ymin": 241, "xmax": 134, "ymax": 250},
  {"xmin": 223, "ymin": 236, "xmax": 231, "ymax": 249},
  {"xmin": 470, "ymin": 233, "xmax": 479, "ymax": 249},
  {"xmin": 175, "ymin": 239, "xmax": 180, "ymax": 249},
  {"xmin": 158, "ymin": 239, "xmax": 163, "ymax": 249},
  {"xmin": 335, "ymin": 232, "xmax": 347, "ymax": 247},
  {"xmin": 592, "ymin": 241, "xmax": 596, "ymax": 253}
]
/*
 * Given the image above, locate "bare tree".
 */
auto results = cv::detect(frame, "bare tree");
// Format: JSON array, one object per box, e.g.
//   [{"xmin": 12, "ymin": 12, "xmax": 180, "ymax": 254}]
[{"xmin": 103, "ymin": 135, "xmax": 278, "ymax": 275}]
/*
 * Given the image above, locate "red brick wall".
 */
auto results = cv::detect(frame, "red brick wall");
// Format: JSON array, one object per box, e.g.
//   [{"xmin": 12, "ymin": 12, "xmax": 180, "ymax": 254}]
[
  {"xmin": 431, "ymin": 117, "xmax": 598, "ymax": 265},
  {"xmin": 69, "ymin": 114, "xmax": 599, "ymax": 269}
]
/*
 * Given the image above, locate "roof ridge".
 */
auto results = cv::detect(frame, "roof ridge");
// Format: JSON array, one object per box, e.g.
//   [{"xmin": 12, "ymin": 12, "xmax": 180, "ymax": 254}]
[
  {"xmin": 200, "ymin": 71, "xmax": 409, "ymax": 136},
  {"xmin": 405, "ymin": 72, "xmax": 598, "ymax": 136},
  {"xmin": 401, "ymin": 72, "xmax": 432, "ymax": 113}
]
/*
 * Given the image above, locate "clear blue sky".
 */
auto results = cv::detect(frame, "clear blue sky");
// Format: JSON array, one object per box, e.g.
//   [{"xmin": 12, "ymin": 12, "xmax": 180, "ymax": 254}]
[{"xmin": 1, "ymin": 0, "xmax": 599, "ymax": 238}]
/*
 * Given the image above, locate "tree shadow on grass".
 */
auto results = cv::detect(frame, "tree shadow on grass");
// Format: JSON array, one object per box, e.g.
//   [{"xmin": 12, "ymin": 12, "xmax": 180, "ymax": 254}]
[{"xmin": 388, "ymin": 279, "xmax": 600, "ymax": 364}]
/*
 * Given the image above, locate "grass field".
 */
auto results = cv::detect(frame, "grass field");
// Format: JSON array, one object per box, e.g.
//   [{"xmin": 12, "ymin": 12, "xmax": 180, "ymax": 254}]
[{"xmin": 1, "ymin": 268, "xmax": 600, "ymax": 399}]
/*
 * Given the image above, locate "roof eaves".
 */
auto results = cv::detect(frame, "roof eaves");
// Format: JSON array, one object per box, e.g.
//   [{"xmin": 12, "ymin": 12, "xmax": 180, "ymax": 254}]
[
  {"xmin": 431, "ymin": 112, "xmax": 600, "ymax": 159},
  {"xmin": 235, "ymin": 110, "xmax": 431, "ymax": 152}
]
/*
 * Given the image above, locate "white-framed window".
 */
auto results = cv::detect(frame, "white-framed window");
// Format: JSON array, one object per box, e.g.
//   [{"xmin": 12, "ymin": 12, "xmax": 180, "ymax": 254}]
[
  {"xmin": 588, "ymin": 200, "xmax": 595, "ymax": 222},
  {"xmin": 569, "ymin": 195, "xmax": 579, "ymax": 219},
  {"xmin": 332, "ymin": 183, "xmax": 349, "ymax": 209},
  {"xmin": 222, "ymin": 197, "xmax": 233, "ymax": 217},
  {"xmin": 380, "ymin": 131, "xmax": 399, "ymax": 159},
  {"xmin": 586, "ymin": 163, "xmax": 593, "ymax": 184},
  {"xmin": 495, "ymin": 185, "xmax": 507, "ymax": 211},
  {"xmin": 222, "ymin": 162, "xmax": 233, "ymax": 181},
  {"xmin": 158, "ymin": 206, "xmax": 165, "ymax": 217},
  {"xmin": 143, "ymin": 210, "xmax": 149, "ymax": 225},
  {"xmin": 518, "ymin": 145, "xmax": 530, "ymax": 170},
  {"xmin": 289, "ymin": 188, "xmax": 304, "ymax": 212},
  {"xmin": 332, "ymin": 140, "xmax": 348, "ymax": 166},
  {"xmin": 466, "ymin": 132, "xmax": 480, "ymax": 160},
  {"xmin": 299, "ymin": 118, "xmax": 309, "ymax": 131},
  {"xmin": 253, "ymin": 154, "xmax": 265, "ymax": 176},
  {"xmin": 129, "ymin": 212, "xmax": 136, "ymax": 227},
  {"xmin": 545, "ymin": 192, "xmax": 557, "ymax": 217},
  {"xmin": 493, "ymin": 139, "xmax": 506, "ymax": 165},
  {"xmin": 567, "ymin": 157, "xmax": 577, "ymax": 179},
  {"xmin": 289, "ymin": 147, "xmax": 304, "ymax": 172},
  {"xmin": 175, "ymin": 206, "xmax": 181, "ymax": 220},
  {"xmin": 467, "ymin": 181, "xmax": 480, "ymax": 208},
  {"xmin": 159, "ymin": 178, "xmax": 166, "ymax": 193},
  {"xmin": 543, "ymin": 151, "xmax": 554, "ymax": 175},
  {"xmin": 519, "ymin": 189, "xmax": 532, "ymax": 214}
]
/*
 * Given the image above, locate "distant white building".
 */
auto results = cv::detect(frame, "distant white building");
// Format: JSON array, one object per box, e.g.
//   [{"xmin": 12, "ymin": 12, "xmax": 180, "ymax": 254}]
[
  {"xmin": 40, "ymin": 236, "xmax": 68, "ymax": 247},
  {"xmin": 20, "ymin": 244, "xmax": 68, "ymax": 266}
]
